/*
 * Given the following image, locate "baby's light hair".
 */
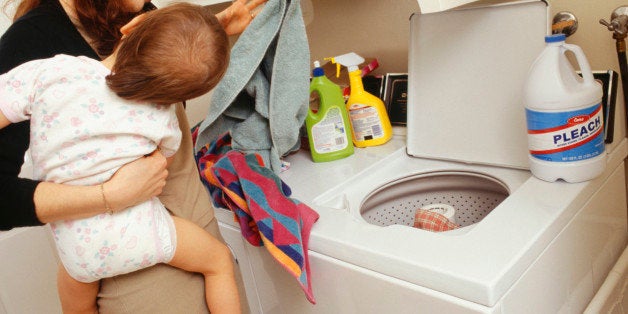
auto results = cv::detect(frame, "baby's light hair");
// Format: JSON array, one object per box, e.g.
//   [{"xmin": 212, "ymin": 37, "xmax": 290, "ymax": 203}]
[{"xmin": 106, "ymin": 2, "xmax": 229, "ymax": 105}]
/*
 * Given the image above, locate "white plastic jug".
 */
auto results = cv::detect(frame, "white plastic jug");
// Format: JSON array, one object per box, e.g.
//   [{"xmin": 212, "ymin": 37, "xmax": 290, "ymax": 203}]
[{"xmin": 523, "ymin": 34, "xmax": 606, "ymax": 183}]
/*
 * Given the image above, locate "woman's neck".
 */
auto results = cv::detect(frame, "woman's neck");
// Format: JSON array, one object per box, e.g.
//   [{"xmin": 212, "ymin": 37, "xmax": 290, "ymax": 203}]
[
  {"xmin": 58, "ymin": 0, "xmax": 79, "ymax": 26},
  {"xmin": 58, "ymin": 0, "xmax": 101, "ymax": 58},
  {"xmin": 101, "ymin": 53, "xmax": 116, "ymax": 70}
]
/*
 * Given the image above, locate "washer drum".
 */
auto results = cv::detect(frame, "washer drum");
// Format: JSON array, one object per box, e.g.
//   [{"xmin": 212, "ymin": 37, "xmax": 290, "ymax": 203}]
[{"xmin": 360, "ymin": 171, "xmax": 510, "ymax": 229}]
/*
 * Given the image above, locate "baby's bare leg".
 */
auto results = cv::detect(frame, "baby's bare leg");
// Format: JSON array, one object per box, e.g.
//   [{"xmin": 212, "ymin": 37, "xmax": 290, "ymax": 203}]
[
  {"xmin": 169, "ymin": 216, "xmax": 241, "ymax": 314},
  {"xmin": 57, "ymin": 264, "xmax": 99, "ymax": 314}
]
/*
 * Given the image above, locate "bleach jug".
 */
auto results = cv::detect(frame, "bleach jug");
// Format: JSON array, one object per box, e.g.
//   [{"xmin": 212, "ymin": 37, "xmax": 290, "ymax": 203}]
[
  {"xmin": 306, "ymin": 61, "xmax": 354, "ymax": 162},
  {"xmin": 523, "ymin": 34, "xmax": 606, "ymax": 183}
]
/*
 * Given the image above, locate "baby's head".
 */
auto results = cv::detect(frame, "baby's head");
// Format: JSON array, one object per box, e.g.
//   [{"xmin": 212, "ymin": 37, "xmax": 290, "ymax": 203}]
[{"xmin": 106, "ymin": 2, "xmax": 229, "ymax": 105}]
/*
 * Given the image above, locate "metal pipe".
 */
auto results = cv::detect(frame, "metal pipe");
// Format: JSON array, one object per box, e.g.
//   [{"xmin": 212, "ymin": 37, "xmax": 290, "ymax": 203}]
[
  {"xmin": 615, "ymin": 38, "xmax": 628, "ymax": 131},
  {"xmin": 600, "ymin": 6, "xmax": 628, "ymax": 135}
]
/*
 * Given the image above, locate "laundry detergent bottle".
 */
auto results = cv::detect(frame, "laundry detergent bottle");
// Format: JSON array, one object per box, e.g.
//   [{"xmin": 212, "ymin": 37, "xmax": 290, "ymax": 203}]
[
  {"xmin": 523, "ymin": 34, "xmax": 606, "ymax": 183},
  {"xmin": 305, "ymin": 61, "xmax": 354, "ymax": 162},
  {"xmin": 331, "ymin": 52, "xmax": 392, "ymax": 147}
]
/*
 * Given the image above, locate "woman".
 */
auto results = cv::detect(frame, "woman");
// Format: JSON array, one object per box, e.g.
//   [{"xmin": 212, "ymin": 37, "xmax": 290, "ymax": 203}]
[{"xmin": 0, "ymin": 0, "xmax": 263, "ymax": 311}]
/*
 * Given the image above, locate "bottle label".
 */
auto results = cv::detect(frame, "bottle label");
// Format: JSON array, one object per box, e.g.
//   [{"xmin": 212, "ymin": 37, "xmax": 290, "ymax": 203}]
[
  {"xmin": 526, "ymin": 103, "xmax": 605, "ymax": 162},
  {"xmin": 312, "ymin": 107, "xmax": 349, "ymax": 153},
  {"xmin": 348, "ymin": 104, "xmax": 384, "ymax": 141}
]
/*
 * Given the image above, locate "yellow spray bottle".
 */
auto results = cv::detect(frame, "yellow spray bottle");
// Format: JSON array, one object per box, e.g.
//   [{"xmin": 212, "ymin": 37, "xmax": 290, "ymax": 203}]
[{"xmin": 329, "ymin": 52, "xmax": 392, "ymax": 147}]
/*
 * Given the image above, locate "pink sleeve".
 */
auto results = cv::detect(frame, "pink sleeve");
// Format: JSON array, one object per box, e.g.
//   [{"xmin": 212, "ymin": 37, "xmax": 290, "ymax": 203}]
[
  {"xmin": 0, "ymin": 60, "xmax": 43, "ymax": 123},
  {"xmin": 158, "ymin": 106, "xmax": 182, "ymax": 158}
]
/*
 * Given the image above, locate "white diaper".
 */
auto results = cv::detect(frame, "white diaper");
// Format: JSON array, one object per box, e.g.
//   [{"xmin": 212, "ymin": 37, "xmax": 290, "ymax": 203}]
[{"xmin": 50, "ymin": 197, "xmax": 177, "ymax": 282}]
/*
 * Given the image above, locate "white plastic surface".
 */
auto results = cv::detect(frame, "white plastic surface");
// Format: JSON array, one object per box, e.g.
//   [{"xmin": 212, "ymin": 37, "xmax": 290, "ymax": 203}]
[
  {"xmin": 500, "ymin": 164, "xmax": 628, "ymax": 313},
  {"xmin": 406, "ymin": 1, "xmax": 548, "ymax": 169},
  {"xmin": 415, "ymin": 0, "xmax": 538, "ymax": 14},
  {"xmin": 216, "ymin": 135, "xmax": 627, "ymax": 312},
  {"xmin": 585, "ymin": 246, "xmax": 628, "ymax": 313}
]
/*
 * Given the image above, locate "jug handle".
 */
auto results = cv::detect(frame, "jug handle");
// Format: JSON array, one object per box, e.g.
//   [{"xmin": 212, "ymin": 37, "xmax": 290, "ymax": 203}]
[{"xmin": 563, "ymin": 43, "xmax": 596, "ymax": 86}]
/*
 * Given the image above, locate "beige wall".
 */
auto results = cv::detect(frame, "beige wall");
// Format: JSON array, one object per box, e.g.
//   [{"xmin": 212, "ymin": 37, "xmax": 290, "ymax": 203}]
[
  {"xmin": 307, "ymin": 0, "xmax": 625, "ymax": 78},
  {"xmin": 306, "ymin": 0, "xmax": 419, "ymax": 75}
]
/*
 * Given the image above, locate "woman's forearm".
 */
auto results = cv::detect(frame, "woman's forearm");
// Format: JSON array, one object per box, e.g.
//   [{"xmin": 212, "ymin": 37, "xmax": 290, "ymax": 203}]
[
  {"xmin": 33, "ymin": 182, "xmax": 111, "ymax": 223},
  {"xmin": 33, "ymin": 151, "xmax": 168, "ymax": 223}
]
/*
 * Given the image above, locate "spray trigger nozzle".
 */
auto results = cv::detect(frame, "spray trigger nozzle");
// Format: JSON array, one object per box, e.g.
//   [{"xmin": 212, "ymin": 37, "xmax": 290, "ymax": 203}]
[
  {"xmin": 325, "ymin": 52, "xmax": 365, "ymax": 78},
  {"xmin": 328, "ymin": 52, "xmax": 365, "ymax": 77}
]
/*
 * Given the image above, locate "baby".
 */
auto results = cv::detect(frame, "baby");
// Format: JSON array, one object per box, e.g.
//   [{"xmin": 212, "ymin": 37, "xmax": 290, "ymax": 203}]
[{"xmin": 0, "ymin": 3, "xmax": 240, "ymax": 313}]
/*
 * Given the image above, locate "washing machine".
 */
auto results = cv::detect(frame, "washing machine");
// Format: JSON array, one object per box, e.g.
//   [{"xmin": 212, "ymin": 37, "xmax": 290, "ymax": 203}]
[{"xmin": 215, "ymin": 1, "xmax": 628, "ymax": 313}]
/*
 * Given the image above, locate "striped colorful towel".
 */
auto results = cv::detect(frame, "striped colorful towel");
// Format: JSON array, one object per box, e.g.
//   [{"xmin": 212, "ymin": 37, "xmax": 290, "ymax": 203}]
[{"xmin": 195, "ymin": 133, "xmax": 319, "ymax": 304}]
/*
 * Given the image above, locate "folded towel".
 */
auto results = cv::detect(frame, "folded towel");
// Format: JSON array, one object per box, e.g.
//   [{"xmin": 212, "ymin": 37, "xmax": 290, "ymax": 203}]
[
  {"xmin": 413, "ymin": 209, "xmax": 460, "ymax": 232},
  {"xmin": 196, "ymin": 133, "xmax": 319, "ymax": 303},
  {"xmin": 193, "ymin": 0, "xmax": 310, "ymax": 173}
]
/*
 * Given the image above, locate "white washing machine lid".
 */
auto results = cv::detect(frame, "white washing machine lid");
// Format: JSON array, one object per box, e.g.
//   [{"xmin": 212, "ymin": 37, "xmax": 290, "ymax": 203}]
[{"xmin": 407, "ymin": 0, "xmax": 549, "ymax": 169}]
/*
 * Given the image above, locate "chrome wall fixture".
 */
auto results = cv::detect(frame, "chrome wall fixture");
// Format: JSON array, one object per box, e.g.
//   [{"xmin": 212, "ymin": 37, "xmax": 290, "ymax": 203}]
[{"xmin": 600, "ymin": 6, "xmax": 628, "ymax": 127}]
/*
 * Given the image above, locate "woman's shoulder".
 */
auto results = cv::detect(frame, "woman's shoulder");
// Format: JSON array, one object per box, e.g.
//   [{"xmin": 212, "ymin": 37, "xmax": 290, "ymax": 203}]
[
  {"xmin": 0, "ymin": 0, "xmax": 96, "ymax": 74},
  {"xmin": 7, "ymin": 0, "xmax": 69, "ymax": 36}
]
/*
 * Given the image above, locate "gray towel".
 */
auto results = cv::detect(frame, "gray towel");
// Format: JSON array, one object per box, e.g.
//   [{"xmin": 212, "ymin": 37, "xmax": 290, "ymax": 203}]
[{"xmin": 194, "ymin": 0, "xmax": 310, "ymax": 173}]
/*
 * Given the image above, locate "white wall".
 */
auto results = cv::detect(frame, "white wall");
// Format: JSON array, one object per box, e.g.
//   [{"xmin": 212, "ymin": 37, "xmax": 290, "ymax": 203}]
[{"xmin": 0, "ymin": 227, "xmax": 61, "ymax": 314}]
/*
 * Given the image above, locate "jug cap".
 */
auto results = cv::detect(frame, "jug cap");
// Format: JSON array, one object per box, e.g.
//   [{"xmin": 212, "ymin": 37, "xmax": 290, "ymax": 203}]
[
  {"xmin": 312, "ymin": 61, "xmax": 324, "ymax": 77},
  {"xmin": 545, "ymin": 34, "xmax": 566, "ymax": 43}
]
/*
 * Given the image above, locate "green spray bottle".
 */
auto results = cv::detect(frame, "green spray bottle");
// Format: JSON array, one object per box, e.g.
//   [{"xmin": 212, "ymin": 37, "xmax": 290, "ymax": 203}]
[{"xmin": 305, "ymin": 61, "xmax": 354, "ymax": 162}]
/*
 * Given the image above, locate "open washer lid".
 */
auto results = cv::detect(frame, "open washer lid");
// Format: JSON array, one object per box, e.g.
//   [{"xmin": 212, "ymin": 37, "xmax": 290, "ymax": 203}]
[{"xmin": 406, "ymin": 0, "xmax": 549, "ymax": 169}]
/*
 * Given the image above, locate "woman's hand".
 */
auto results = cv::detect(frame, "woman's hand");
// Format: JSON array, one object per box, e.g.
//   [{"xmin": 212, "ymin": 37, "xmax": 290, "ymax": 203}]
[
  {"xmin": 33, "ymin": 150, "xmax": 168, "ymax": 223},
  {"xmin": 216, "ymin": 0, "xmax": 267, "ymax": 36},
  {"xmin": 105, "ymin": 150, "xmax": 168, "ymax": 211}
]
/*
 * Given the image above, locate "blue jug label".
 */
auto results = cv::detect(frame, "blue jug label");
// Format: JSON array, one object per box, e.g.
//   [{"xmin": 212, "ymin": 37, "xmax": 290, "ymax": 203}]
[{"xmin": 526, "ymin": 103, "xmax": 605, "ymax": 162}]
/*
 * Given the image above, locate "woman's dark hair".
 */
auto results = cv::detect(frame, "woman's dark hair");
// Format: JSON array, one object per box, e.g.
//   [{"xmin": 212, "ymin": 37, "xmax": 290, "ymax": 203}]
[
  {"xmin": 106, "ymin": 3, "xmax": 229, "ymax": 105},
  {"xmin": 73, "ymin": 0, "xmax": 145, "ymax": 56},
  {"xmin": 8, "ymin": 0, "xmax": 150, "ymax": 57}
]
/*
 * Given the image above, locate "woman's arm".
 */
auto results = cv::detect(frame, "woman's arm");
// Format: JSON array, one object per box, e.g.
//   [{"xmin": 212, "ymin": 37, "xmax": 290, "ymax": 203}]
[{"xmin": 33, "ymin": 151, "xmax": 169, "ymax": 223}]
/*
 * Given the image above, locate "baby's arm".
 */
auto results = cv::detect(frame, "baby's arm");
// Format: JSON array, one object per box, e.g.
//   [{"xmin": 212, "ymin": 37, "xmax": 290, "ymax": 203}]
[
  {"xmin": 0, "ymin": 63, "xmax": 34, "ymax": 129},
  {"xmin": 2, "ymin": 102, "xmax": 118, "ymax": 218},
  {"xmin": 159, "ymin": 106, "xmax": 182, "ymax": 167},
  {"xmin": 0, "ymin": 63, "xmax": 170, "ymax": 224},
  {"xmin": 1, "ymin": 101, "xmax": 170, "ymax": 222}
]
